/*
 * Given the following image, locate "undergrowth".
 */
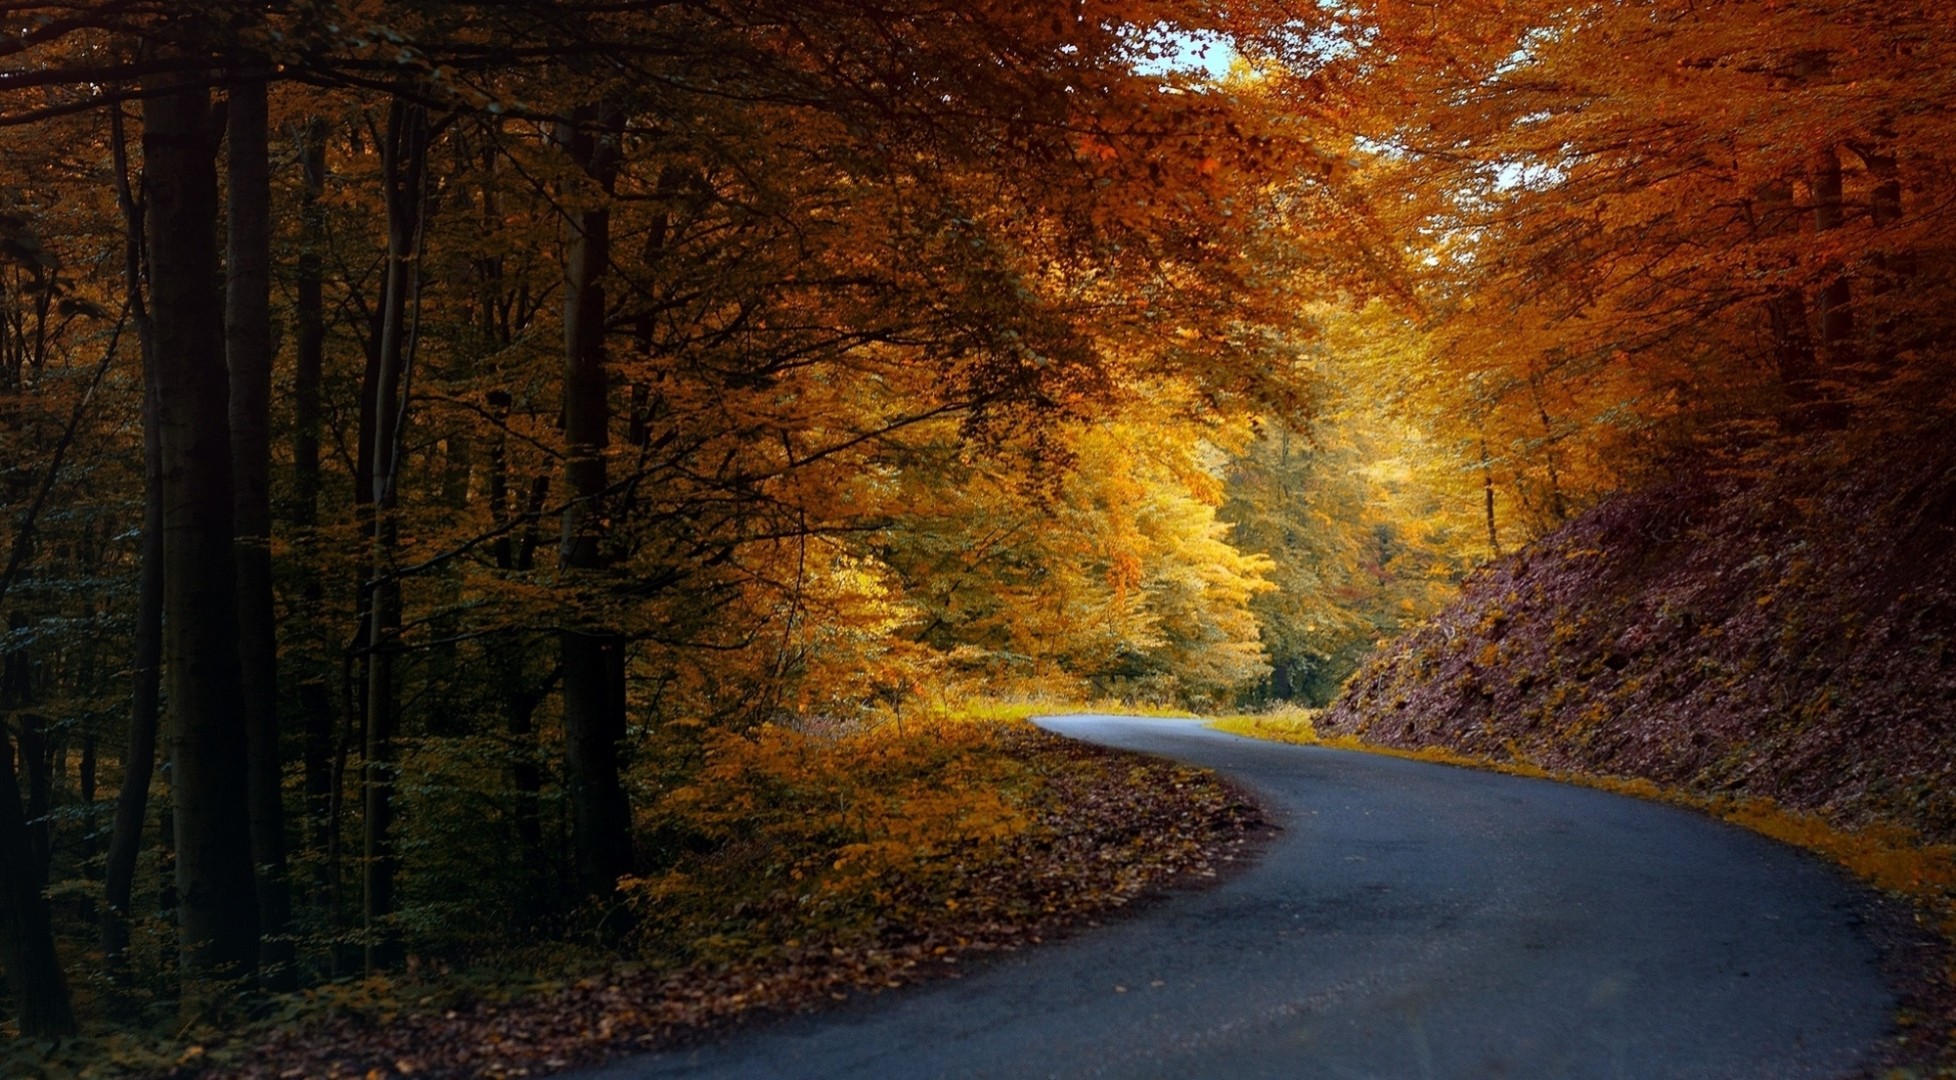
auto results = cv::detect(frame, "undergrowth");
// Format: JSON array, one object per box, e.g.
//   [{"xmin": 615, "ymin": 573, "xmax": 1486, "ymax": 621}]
[{"xmin": 5, "ymin": 703, "xmax": 1256, "ymax": 1080}]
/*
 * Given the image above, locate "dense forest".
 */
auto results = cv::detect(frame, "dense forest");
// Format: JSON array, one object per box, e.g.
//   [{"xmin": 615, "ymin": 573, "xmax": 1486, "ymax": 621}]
[{"xmin": 1, "ymin": 0, "xmax": 1951, "ymax": 1070}]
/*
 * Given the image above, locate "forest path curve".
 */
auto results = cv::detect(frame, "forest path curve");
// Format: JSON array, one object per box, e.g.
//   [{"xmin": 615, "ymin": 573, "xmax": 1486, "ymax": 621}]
[{"xmin": 574, "ymin": 715, "xmax": 1894, "ymax": 1080}]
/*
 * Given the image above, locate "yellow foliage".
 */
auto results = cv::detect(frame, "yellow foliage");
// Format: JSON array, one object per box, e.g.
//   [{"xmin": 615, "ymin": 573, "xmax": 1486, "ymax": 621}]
[
  {"xmin": 625, "ymin": 718, "xmax": 1037, "ymax": 963},
  {"xmin": 1208, "ymin": 705, "xmax": 1322, "ymax": 744}
]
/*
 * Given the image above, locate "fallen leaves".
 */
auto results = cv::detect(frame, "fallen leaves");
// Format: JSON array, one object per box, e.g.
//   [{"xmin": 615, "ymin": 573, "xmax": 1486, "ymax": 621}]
[{"xmin": 168, "ymin": 725, "xmax": 1262, "ymax": 1080}]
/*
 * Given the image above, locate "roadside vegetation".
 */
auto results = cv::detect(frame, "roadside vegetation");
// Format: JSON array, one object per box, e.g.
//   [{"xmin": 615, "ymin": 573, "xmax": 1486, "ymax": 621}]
[{"xmin": 7, "ymin": 703, "xmax": 1259, "ymax": 1080}]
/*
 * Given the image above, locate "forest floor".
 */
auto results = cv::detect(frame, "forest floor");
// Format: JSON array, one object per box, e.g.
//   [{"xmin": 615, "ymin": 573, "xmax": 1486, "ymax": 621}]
[{"xmin": 113, "ymin": 721, "xmax": 1264, "ymax": 1080}]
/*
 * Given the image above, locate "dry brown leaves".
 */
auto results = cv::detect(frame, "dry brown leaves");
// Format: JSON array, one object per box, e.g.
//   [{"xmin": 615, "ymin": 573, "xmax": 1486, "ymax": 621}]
[{"xmin": 179, "ymin": 727, "xmax": 1263, "ymax": 1080}]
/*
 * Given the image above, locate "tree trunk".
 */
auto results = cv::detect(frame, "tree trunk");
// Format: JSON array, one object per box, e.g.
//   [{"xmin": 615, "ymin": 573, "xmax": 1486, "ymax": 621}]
[
  {"xmin": 103, "ymin": 375, "xmax": 161, "ymax": 972},
  {"xmin": 226, "ymin": 72, "xmax": 292, "ymax": 989},
  {"xmin": 0, "ymin": 722, "xmax": 75, "ymax": 1036},
  {"xmin": 486, "ymin": 389, "xmax": 550, "ymax": 905},
  {"xmin": 145, "ymin": 69, "xmax": 260, "ymax": 989},
  {"xmin": 1478, "ymin": 433, "xmax": 1501, "ymax": 559},
  {"xmin": 295, "ymin": 118, "xmax": 326, "ymax": 530},
  {"xmin": 556, "ymin": 109, "xmax": 633, "ymax": 899},
  {"xmin": 101, "ymin": 103, "xmax": 161, "ymax": 977},
  {"xmin": 294, "ymin": 116, "xmax": 337, "ymax": 913},
  {"xmin": 363, "ymin": 98, "xmax": 428, "ymax": 972},
  {"xmin": 503, "ymin": 664, "xmax": 549, "ymax": 919}
]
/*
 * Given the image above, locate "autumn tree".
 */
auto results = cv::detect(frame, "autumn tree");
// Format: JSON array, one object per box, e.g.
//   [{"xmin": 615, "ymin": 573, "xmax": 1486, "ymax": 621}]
[
  {"xmin": 0, "ymin": 0, "xmax": 1354, "ymax": 1035},
  {"xmin": 1247, "ymin": 0, "xmax": 1956, "ymax": 506}
]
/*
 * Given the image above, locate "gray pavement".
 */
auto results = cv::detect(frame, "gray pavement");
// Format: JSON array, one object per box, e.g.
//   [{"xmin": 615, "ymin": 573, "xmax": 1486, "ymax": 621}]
[{"xmin": 573, "ymin": 715, "xmax": 1895, "ymax": 1079}]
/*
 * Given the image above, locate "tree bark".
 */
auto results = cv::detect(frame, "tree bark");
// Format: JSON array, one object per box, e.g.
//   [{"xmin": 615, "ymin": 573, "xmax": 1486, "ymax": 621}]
[
  {"xmin": 226, "ymin": 72, "xmax": 292, "ymax": 989},
  {"xmin": 0, "ymin": 721, "xmax": 75, "ymax": 1036},
  {"xmin": 556, "ymin": 109, "xmax": 633, "ymax": 899},
  {"xmin": 364, "ymin": 97, "xmax": 427, "ymax": 972},
  {"xmin": 145, "ymin": 69, "xmax": 260, "ymax": 989},
  {"xmin": 1478, "ymin": 433, "xmax": 1501, "ymax": 559},
  {"xmin": 101, "ymin": 102, "xmax": 161, "ymax": 976},
  {"xmin": 293, "ymin": 116, "xmax": 336, "ymax": 912},
  {"xmin": 295, "ymin": 118, "xmax": 326, "ymax": 529}
]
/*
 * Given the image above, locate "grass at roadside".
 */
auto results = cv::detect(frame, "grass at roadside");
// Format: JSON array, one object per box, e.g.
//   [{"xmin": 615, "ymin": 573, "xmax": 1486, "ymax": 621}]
[
  {"xmin": 1210, "ymin": 708, "xmax": 1956, "ymax": 912},
  {"xmin": 951, "ymin": 696, "xmax": 1197, "ymax": 725}
]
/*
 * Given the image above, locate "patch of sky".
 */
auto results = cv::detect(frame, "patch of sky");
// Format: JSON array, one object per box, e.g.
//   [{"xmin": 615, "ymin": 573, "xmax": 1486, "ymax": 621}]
[
  {"xmin": 1131, "ymin": 28, "xmax": 1238, "ymax": 79},
  {"xmin": 1132, "ymin": 8, "xmax": 1370, "ymax": 83}
]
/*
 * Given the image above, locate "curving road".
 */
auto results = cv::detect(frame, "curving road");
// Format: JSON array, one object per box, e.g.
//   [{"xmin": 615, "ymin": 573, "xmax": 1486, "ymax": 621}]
[{"xmin": 577, "ymin": 715, "xmax": 1894, "ymax": 1080}]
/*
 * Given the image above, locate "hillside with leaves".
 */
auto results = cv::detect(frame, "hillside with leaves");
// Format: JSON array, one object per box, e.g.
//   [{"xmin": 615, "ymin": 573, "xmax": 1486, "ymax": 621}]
[{"xmin": 1325, "ymin": 423, "xmax": 1956, "ymax": 842}]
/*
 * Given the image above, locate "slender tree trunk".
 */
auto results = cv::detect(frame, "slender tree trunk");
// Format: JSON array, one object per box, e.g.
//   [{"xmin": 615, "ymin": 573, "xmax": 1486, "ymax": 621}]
[
  {"xmin": 556, "ymin": 109, "xmax": 633, "ymax": 899},
  {"xmin": 295, "ymin": 120, "xmax": 326, "ymax": 531},
  {"xmin": 503, "ymin": 666, "xmax": 549, "ymax": 918},
  {"xmin": 226, "ymin": 72, "xmax": 292, "ymax": 989},
  {"xmin": 1525, "ymin": 373, "xmax": 1568, "ymax": 523},
  {"xmin": 486, "ymin": 390, "xmax": 550, "ymax": 902},
  {"xmin": 103, "ymin": 381, "xmax": 161, "ymax": 972},
  {"xmin": 0, "ymin": 721, "xmax": 75, "ymax": 1036},
  {"xmin": 145, "ymin": 69, "xmax": 260, "ymax": 991},
  {"xmin": 293, "ymin": 116, "xmax": 337, "ymax": 914},
  {"xmin": 1478, "ymin": 433, "xmax": 1501, "ymax": 559},
  {"xmin": 342, "ymin": 119, "xmax": 382, "ymax": 978},
  {"xmin": 363, "ymin": 98, "xmax": 428, "ymax": 972},
  {"xmin": 101, "ymin": 104, "xmax": 161, "ymax": 976},
  {"xmin": 79, "ymin": 733, "xmax": 97, "ymax": 893}
]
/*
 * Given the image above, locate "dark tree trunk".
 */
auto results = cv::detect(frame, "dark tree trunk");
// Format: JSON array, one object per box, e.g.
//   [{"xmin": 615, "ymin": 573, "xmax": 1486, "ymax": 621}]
[
  {"xmin": 79, "ymin": 733, "xmax": 97, "ymax": 884},
  {"xmin": 145, "ymin": 69, "xmax": 260, "ymax": 989},
  {"xmin": 503, "ymin": 664, "xmax": 549, "ymax": 918},
  {"xmin": 14, "ymin": 701, "xmax": 49, "ymax": 873},
  {"xmin": 101, "ymin": 104, "xmax": 162, "ymax": 976},
  {"xmin": 561, "ymin": 635, "xmax": 631, "ymax": 896},
  {"xmin": 103, "ymin": 383, "xmax": 161, "ymax": 971},
  {"xmin": 1478, "ymin": 433, "xmax": 1500, "ymax": 559},
  {"xmin": 0, "ymin": 722, "xmax": 75, "ymax": 1036},
  {"xmin": 294, "ymin": 116, "xmax": 337, "ymax": 911},
  {"xmin": 226, "ymin": 72, "xmax": 292, "ymax": 989},
  {"xmin": 294, "ymin": 118, "xmax": 326, "ymax": 529},
  {"xmin": 556, "ymin": 109, "xmax": 633, "ymax": 899},
  {"xmin": 363, "ymin": 98, "xmax": 428, "ymax": 972},
  {"xmin": 486, "ymin": 389, "xmax": 550, "ymax": 902},
  {"xmin": 1269, "ymin": 659, "xmax": 1293, "ymax": 701}
]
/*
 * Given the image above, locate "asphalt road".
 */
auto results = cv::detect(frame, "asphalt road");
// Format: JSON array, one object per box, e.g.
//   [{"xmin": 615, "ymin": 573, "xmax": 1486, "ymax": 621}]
[{"xmin": 577, "ymin": 715, "xmax": 1894, "ymax": 1080}]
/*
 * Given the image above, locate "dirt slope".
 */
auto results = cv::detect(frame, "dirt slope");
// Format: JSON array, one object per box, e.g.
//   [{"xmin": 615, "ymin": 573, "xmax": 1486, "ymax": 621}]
[{"xmin": 1322, "ymin": 428, "xmax": 1956, "ymax": 843}]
